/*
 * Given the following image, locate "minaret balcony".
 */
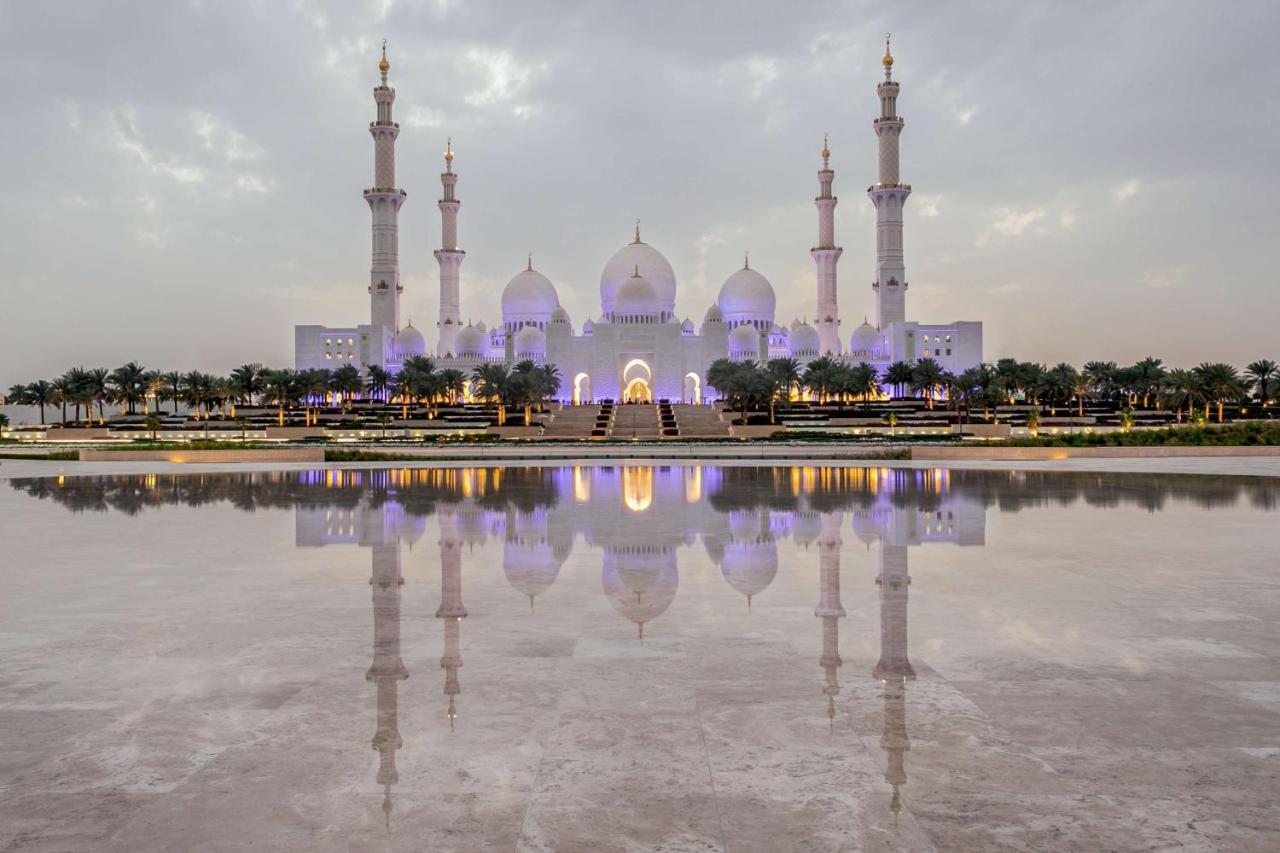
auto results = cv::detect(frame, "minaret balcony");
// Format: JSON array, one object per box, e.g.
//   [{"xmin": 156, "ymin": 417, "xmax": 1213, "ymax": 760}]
[
  {"xmin": 364, "ymin": 188, "xmax": 408, "ymax": 196},
  {"xmin": 867, "ymin": 182, "xmax": 911, "ymax": 192},
  {"xmin": 873, "ymin": 116, "xmax": 903, "ymax": 124},
  {"xmin": 369, "ymin": 121, "xmax": 400, "ymax": 128}
]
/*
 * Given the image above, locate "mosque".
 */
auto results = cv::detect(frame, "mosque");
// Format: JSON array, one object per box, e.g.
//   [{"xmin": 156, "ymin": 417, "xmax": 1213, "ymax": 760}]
[{"xmin": 294, "ymin": 38, "xmax": 983, "ymax": 402}]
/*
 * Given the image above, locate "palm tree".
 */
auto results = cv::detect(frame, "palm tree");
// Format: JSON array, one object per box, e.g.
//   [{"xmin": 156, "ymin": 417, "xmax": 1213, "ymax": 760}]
[
  {"xmin": 1194, "ymin": 362, "xmax": 1245, "ymax": 423},
  {"xmin": 85, "ymin": 367, "xmax": 110, "ymax": 423},
  {"xmin": 390, "ymin": 370, "xmax": 416, "ymax": 421},
  {"xmin": 850, "ymin": 362, "xmax": 881, "ymax": 411},
  {"xmin": 1131, "ymin": 357, "xmax": 1166, "ymax": 408},
  {"xmin": 1160, "ymin": 369, "xmax": 1204, "ymax": 423},
  {"xmin": 766, "ymin": 358, "xmax": 801, "ymax": 403},
  {"xmin": 800, "ymin": 356, "xmax": 839, "ymax": 403},
  {"xmin": 6, "ymin": 384, "xmax": 27, "ymax": 408},
  {"xmin": 882, "ymin": 360, "xmax": 912, "ymax": 400},
  {"xmin": 261, "ymin": 369, "xmax": 295, "ymax": 426},
  {"xmin": 229, "ymin": 364, "xmax": 264, "ymax": 406},
  {"xmin": 49, "ymin": 374, "xmax": 72, "ymax": 424},
  {"xmin": 301, "ymin": 369, "xmax": 331, "ymax": 425},
  {"xmin": 1083, "ymin": 361, "xmax": 1119, "ymax": 403},
  {"xmin": 911, "ymin": 358, "xmax": 944, "ymax": 409},
  {"xmin": 180, "ymin": 371, "xmax": 211, "ymax": 419},
  {"xmin": 24, "ymin": 380, "xmax": 53, "ymax": 425},
  {"xmin": 330, "ymin": 364, "xmax": 363, "ymax": 411},
  {"xmin": 142, "ymin": 370, "xmax": 163, "ymax": 414},
  {"xmin": 438, "ymin": 368, "xmax": 467, "ymax": 405},
  {"xmin": 161, "ymin": 371, "xmax": 183, "ymax": 415},
  {"xmin": 364, "ymin": 365, "xmax": 392, "ymax": 403},
  {"xmin": 143, "ymin": 412, "xmax": 164, "ymax": 441},
  {"xmin": 472, "ymin": 363, "xmax": 511, "ymax": 425},
  {"xmin": 993, "ymin": 358, "xmax": 1022, "ymax": 404},
  {"xmin": 1245, "ymin": 359, "xmax": 1277, "ymax": 404},
  {"xmin": 107, "ymin": 362, "xmax": 148, "ymax": 415}
]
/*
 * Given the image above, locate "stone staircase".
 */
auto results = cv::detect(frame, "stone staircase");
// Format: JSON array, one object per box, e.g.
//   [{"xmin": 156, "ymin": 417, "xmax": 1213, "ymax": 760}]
[
  {"xmin": 671, "ymin": 404, "xmax": 732, "ymax": 438},
  {"xmin": 612, "ymin": 404, "xmax": 661, "ymax": 439},
  {"xmin": 542, "ymin": 404, "xmax": 604, "ymax": 438}
]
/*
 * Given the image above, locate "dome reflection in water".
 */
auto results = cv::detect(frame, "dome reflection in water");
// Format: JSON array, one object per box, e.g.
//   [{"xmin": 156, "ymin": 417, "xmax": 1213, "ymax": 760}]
[{"xmin": 9, "ymin": 466, "xmax": 1280, "ymax": 850}]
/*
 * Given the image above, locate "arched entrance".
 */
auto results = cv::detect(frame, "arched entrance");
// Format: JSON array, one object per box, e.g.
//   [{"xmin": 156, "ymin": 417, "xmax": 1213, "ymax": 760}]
[
  {"xmin": 624, "ymin": 377, "xmax": 652, "ymax": 403},
  {"xmin": 683, "ymin": 372, "xmax": 701, "ymax": 405},
  {"xmin": 573, "ymin": 373, "xmax": 592, "ymax": 405},
  {"xmin": 621, "ymin": 358, "xmax": 652, "ymax": 403}
]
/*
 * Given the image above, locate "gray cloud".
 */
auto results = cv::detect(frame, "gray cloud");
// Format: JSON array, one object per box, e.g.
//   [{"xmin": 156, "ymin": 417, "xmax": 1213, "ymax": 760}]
[{"xmin": 1, "ymin": 0, "xmax": 1277, "ymax": 383}]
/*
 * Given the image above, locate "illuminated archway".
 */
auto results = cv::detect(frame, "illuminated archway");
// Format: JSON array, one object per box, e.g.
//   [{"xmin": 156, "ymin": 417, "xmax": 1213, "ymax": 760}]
[
  {"xmin": 683, "ymin": 372, "xmax": 701, "ymax": 405},
  {"xmin": 573, "ymin": 372, "xmax": 592, "ymax": 405},
  {"xmin": 624, "ymin": 377, "xmax": 652, "ymax": 403}
]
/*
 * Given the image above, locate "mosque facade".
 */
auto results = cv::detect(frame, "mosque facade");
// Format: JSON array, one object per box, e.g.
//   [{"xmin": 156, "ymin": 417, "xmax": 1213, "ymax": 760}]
[{"xmin": 294, "ymin": 38, "xmax": 982, "ymax": 401}]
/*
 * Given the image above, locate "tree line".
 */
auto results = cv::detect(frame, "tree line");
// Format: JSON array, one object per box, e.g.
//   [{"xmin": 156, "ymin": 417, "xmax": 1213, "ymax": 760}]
[
  {"xmin": 705, "ymin": 356, "xmax": 1277, "ymax": 423},
  {"xmin": 4, "ymin": 358, "xmax": 562, "ymax": 428}
]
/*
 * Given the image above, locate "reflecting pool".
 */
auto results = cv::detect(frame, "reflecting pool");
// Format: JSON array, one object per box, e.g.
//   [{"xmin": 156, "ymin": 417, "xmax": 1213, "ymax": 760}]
[{"xmin": 3, "ymin": 466, "xmax": 1280, "ymax": 851}]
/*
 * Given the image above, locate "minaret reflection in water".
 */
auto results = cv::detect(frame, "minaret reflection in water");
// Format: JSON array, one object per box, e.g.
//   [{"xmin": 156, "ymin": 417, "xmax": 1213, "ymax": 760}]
[{"xmin": 46, "ymin": 466, "xmax": 1265, "ymax": 829}]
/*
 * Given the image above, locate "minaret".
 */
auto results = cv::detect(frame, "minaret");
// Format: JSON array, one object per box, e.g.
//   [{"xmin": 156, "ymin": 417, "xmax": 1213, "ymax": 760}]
[
  {"xmin": 435, "ymin": 139, "xmax": 465, "ymax": 357},
  {"xmin": 815, "ymin": 512, "xmax": 846, "ymax": 722},
  {"xmin": 873, "ymin": 541, "xmax": 915, "ymax": 822},
  {"xmin": 869, "ymin": 35, "xmax": 910, "ymax": 330},
  {"xmin": 436, "ymin": 510, "xmax": 467, "ymax": 729},
  {"xmin": 366, "ymin": 41, "xmax": 406, "ymax": 334},
  {"xmin": 365, "ymin": 538, "xmax": 408, "ymax": 829},
  {"xmin": 812, "ymin": 135, "xmax": 843, "ymax": 355}
]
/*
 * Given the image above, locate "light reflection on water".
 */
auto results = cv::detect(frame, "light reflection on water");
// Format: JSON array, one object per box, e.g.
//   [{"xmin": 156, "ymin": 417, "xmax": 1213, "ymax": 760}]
[{"xmin": 7, "ymin": 466, "xmax": 1280, "ymax": 848}]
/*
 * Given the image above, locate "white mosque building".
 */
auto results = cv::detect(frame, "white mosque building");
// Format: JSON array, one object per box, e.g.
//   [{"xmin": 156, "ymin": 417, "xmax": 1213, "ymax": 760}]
[{"xmin": 294, "ymin": 38, "xmax": 982, "ymax": 402}]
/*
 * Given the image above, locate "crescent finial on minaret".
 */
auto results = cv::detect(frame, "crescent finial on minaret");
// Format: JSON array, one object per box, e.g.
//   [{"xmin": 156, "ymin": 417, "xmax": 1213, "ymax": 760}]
[
  {"xmin": 822, "ymin": 133, "xmax": 830, "ymax": 167},
  {"xmin": 883, "ymin": 33, "xmax": 894, "ymax": 79},
  {"xmin": 444, "ymin": 136, "xmax": 453, "ymax": 172},
  {"xmin": 379, "ymin": 39, "xmax": 390, "ymax": 78}
]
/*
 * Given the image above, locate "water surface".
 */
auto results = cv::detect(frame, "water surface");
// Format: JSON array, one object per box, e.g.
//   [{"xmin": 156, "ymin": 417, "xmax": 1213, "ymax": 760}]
[{"xmin": 2, "ymin": 466, "xmax": 1279, "ymax": 851}]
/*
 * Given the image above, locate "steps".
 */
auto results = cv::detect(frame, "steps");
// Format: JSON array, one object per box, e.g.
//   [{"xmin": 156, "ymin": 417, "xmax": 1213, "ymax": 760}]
[
  {"xmin": 671, "ymin": 404, "xmax": 732, "ymax": 438},
  {"xmin": 542, "ymin": 404, "xmax": 604, "ymax": 438},
  {"xmin": 612, "ymin": 404, "xmax": 661, "ymax": 439}
]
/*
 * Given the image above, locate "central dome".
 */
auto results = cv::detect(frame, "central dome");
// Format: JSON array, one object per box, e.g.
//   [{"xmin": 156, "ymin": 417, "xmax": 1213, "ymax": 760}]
[
  {"xmin": 600, "ymin": 236, "xmax": 676, "ymax": 316},
  {"xmin": 612, "ymin": 273, "xmax": 661, "ymax": 320}
]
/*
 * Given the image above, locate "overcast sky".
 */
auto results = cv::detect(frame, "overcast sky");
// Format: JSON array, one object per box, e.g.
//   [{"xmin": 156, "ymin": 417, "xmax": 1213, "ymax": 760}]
[{"xmin": 2, "ymin": 0, "xmax": 1277, "ymax": 384}]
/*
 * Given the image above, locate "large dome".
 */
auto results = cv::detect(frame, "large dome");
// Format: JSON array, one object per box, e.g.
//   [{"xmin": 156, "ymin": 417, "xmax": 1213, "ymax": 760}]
[
  {"xmin": 612, "ymin": 273, "xmax": 661, "ymax": 320},
  {"xmin": 393, "ymin": 323, "xmax": 426, "ymax": 359},
  {"xmin": 455, "ymin": 324, "xmax": 485, "ymax": 357},
  {"xmin": 789, "ymin": 321, "xmax": 820, "ymax": 356},
  {"xmin": 502, "ymin": 267, "xmax": 560, "ymax": 326},
  {"xmin": 600, "ymin": 236, "xmax": 677, "ymax": 316},
  {"xmin": 850, "ymin": 320, "xmax": 881, "ymax": 355},
  {"xmin": 718, "ymin": 266, "xmax": 776, "ymax": 326},
  {"xmin": 513, "ymin": 324, "xmax": 547, "ymax": 359}
]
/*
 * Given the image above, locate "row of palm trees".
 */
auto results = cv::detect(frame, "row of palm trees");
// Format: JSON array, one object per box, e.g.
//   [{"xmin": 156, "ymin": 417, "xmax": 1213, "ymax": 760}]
[
  {"xmin": 5, "ymin": 358, "xmax": 564, "ymax": 428},
  {"xmin": 704, "ymin": 356, "xmax": 1278, "ymax": 424}
]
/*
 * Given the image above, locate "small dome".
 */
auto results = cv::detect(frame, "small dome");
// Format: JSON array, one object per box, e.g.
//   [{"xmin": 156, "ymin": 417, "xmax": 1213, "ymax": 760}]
[
  {"xmin": 455, "ymin": 324, "xmax": 485, "ymax": 357},
  {"xmin": 790, "ymin": 322, "xmax": 820, "ymax": 356},
  {"xmin": 550, "ymin": 306, "xmax": 570, "ymax": 324},
  {"xmin": 721, "ymin": 541, "xmax": 779, "ymax": 603},
  {"xmin": 850, "ymin": 320, "xmax": 881, "ymax": 354},
  {"xmin": 393, "ymin": 323, "xmax": 426, "ymax": 358},
  {"xmin": 600, "ymin": 237, "xmax": 677, "ymax": 315},
  {"xmin": 475, "ymin": 320, "xmax": 487, "ymax": 332},
  {"xmin": 703, "ymin": 303, "xmax": 723, "ymax": 323},
  {"xmin": 681, "ymin": 318, "xmax": 694, "ymax": 334},
  {"xmin": 502, "ymin": 268, "xmax": 560, "ymax": 322},
  {"xmin": 513, "ymin": 324, "xmax": 546, "ymax": 358},
  {"xmin": 582, "ymin": 319, "xmax": 595, "ymax": 335},
  {"xmin": 718, "ymin": 267, "xmax": 776, "ymax": 323},
  {"xmin": 613, "ymin": 273, "xmax": 661, "ymax": 319},
  {"xmin": 728, "ymin": 323, "xmax": 760, "ymax": 358}
]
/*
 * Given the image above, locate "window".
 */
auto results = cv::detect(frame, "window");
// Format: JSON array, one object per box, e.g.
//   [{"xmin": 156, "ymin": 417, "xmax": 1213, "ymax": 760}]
[
  {"xmin": 946, "ymin": 335, "xmax": 952, "ymax": 343},
  {"xmin": 946, "ymin": 348, "xmax": 952, "ymax": 356},
  {"xmin": 325, "ymin": 353, "xmax": 333, "ymax": 360}
]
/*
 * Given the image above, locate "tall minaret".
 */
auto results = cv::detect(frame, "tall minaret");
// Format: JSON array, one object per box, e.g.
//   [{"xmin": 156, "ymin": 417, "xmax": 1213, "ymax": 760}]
[
  {"xmin": 436, "ymin": 510, "xmax": 467, "ymax": 730},
  {"xmin": 366, "ymin": 41, "xmax": 406, "ymax": 334},
  {"xmin": 812, "ymin": 135, "xmax": 843, "ymax": 355},
  {"xmin": 869, "ymin": 35, "xmax": 910, "ymax": 330},
  {"xmin": 873, "ymin": 541, "xmax": 915, "ymax": 822},
  {"xmin": 435, "ymin": 139, "xmax": 465, "ymax": 357}
]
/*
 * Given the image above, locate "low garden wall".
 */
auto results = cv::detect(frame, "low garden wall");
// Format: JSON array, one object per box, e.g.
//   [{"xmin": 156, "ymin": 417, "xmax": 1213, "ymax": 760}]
[
  {"xmin": 912, "ymin": 446, "xmax": 1280, "ymax": 461},
  {"xmin": 78, "ymin": 449, "xmax": 326, "ymax": 463}
]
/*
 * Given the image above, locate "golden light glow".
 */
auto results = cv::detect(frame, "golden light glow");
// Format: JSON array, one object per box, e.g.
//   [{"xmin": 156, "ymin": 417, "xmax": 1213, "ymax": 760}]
[
  {"xmin": 684, "ymin": 466, "xmax": 702, "ymax": 504},
  {"xmin": 574, "ymin": 466, "xmax": 592, "ymax": 503},
  {"xmin": 622, "ymin": 466, "xmax": 654, "ymax": 512}
]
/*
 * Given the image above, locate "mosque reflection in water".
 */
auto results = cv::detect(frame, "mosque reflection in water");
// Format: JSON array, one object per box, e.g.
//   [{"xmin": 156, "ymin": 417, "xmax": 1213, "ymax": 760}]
[{"xmin": 14, "ymin": 465, "xmax": 1275, "ymax": 829}]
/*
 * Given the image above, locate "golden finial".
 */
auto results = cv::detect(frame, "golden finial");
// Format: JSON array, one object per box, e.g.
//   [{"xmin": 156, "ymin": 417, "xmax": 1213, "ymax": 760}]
[
  {"xmin": 527, "ymin": 252, "xmax": 533, "ymax": 271},
  {"xmin": 379, "ymin": 39, "xmax": 390, "ymax": 75},
  {"xmin": 634, "ymin": 218, "xmax": 641, "ymax": 244},
  {"xmin": 743, "ymin": 251, "xmax": 750, "ymax": 270},
  {"xmin": 444, "ymin": 136, "xmax": 453, "ymax": 164},
  {"xmin": 822, "ymin": 133, "xmax": 830, "ymax": 165},
  {"xmin": 883, "ymin": 33, "xmax": 894, "ymax": 68}
]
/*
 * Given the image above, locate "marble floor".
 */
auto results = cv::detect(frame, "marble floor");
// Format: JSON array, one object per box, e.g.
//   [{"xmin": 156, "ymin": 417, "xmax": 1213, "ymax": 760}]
[{"xmin": 1, "ymin": 464, "xmax": 1278, "ymax": 851}]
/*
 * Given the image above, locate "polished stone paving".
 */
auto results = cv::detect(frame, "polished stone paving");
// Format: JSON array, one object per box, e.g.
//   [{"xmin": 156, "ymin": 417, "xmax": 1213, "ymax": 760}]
[{"xmin": 1, "ymin": 464, "xmax": 1278, "ymax": 852}]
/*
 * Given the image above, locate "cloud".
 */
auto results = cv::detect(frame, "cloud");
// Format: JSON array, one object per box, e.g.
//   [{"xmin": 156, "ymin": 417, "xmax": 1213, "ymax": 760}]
[
  {"xmin": 464, "ymin": 48, "xmax": 541, "ymax": 110},
  {"xmin": 109, "ymin": 106, "xmax": 207, "ymax": 185},
  {"xmin": 191, "ymin": 112, "xmax": 262, "ymax": 161},
  {"xmin": 404, "ymin": 105, "xmax": 446, "ymax": 128},
  {"xmin": 975, "ymin": 207, "xmax": 1046, "ymax": 246},
  {"xmin": 916, "ymin": 195, "xmax": 942, "ymax": 218},
  {"xmin": 1142, "ymin": 266, "xmax": 1190, "ymax": 290},
  {"xmin": 986, "ymin": 282, "xmax": 1025, "ymax": 295},
  {"xmin": 955, "ymin": 107, "xmax": 976, "ymax": 125},
  {"xmin": 743, "ymin": 56, "xmax": 780, "ymax": 99},
  {"xmin": 1114, "ymin": 179, "xmax": 1140, "ymax": 202}
]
